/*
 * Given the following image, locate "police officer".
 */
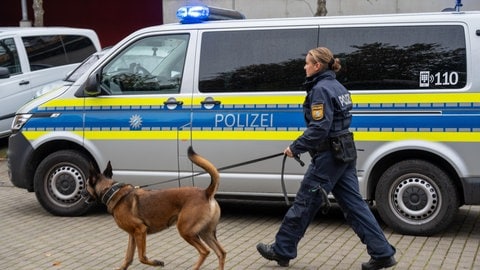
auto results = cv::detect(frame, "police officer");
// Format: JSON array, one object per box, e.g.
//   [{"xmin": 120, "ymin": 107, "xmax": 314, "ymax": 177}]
[{"xmin": 256, "ymin": 47, "xmax": 397, "ymax": 270}]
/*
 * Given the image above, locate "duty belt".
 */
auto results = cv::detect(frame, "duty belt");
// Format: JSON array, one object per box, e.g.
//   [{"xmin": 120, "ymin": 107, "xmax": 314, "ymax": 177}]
[{"xmin": 309, "ymin": 140, "xmax": 330, "ymax": 157}]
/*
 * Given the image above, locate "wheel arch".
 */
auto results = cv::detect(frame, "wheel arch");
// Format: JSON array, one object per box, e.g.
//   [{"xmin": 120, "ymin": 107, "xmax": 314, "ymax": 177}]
[
  {"xmin": 28, "ymin": 140, "xmax": 97, "ymax": 191},
  {"xmin": 365, "ymin": 145, "xmax": 464, "ymax": 205}
]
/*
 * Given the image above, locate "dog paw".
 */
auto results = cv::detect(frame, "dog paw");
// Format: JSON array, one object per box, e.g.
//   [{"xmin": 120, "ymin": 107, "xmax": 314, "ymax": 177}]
[{"xmin": 153, "ymin": 260, "xmax": 165, "ymax": 267}]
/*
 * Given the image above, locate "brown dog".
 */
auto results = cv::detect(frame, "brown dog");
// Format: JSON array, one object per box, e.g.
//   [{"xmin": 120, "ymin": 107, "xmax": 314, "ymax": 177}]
[{"xmin": 86, "ymin": 146, "xmax": 226, "ymax": 270}]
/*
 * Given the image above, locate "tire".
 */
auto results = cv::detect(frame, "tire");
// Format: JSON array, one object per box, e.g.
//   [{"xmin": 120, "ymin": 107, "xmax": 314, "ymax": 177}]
[
  {"xmin": 375, "ymin": 159, "xmax": 459, "ymax": 236},
  {"xmin": 34, "ymin": 150, "xmax": 94, "ymax": 216}
]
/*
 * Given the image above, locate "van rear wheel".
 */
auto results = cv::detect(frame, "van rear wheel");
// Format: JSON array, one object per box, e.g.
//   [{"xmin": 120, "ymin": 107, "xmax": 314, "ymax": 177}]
[
  {"xmin": 375, "ymin": 159, "xmax": 459, "ymax": 236},
  {"xmin": 34, "ymin": 150, "xmax": 93, "ymax": 216}
]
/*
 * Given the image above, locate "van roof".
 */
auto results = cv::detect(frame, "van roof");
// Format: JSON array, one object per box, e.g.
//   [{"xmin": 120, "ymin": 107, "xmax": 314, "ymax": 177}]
[
  {"xmin": 144, "ymin": 10, "xmax": 480, "ymax": 32},
  {"xmin": 0, "ymin": 27, "xmax": 98, "ymax": 37},
  {"xmin": 103, "ymin": 10, "xmax": 480, "ymax": 55}
]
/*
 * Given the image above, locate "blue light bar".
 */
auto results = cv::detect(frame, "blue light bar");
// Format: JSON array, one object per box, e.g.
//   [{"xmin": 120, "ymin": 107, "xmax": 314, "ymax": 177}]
[
  {"xmin": 176, "ymin": 5, "xmax": 245, "ymax": 24},
  {"xmin": 455, "ymin": 0, "xmax": 463, "ymax": 12}
]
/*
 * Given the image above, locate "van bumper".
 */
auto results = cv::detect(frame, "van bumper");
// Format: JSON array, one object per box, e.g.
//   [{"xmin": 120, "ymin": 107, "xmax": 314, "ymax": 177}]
[
  {"xmin": 8, "ymin": 132, "xmax": 35, "ymax": 191},
  {"xmin": 462, "ymin": 177, "xmax": 480, "ymax": 204}
]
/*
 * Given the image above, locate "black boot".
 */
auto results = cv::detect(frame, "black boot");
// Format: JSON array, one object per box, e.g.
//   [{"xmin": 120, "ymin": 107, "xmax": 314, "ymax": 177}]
[
  {"xmin": 361, "ymin": 256, "xmax": 397, "ymax": 270},
  {"xmin": 256, "ymin": 243, "xmax": 290, "ymax": 267}
]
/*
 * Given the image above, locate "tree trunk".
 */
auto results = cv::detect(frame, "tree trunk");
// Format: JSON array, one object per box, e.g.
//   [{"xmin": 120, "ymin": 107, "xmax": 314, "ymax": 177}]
[
  {"xmin": 32, "ymin": 0, "xmax": 44, "ymax": 26},
  {"xmin": 315, "ymin": 0, "xmax": 327, "ymax": 16}
]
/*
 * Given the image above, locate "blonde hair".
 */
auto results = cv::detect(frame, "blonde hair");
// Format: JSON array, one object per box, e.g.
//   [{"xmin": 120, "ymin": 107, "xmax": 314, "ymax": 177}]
[{"xmin": 308, "ymin": 47, "xmax": 341, "ymax": 72}]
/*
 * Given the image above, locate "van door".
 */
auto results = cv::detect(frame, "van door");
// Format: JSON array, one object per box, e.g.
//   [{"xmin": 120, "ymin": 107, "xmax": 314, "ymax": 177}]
[
  {"xmin": 191, "ymin": 27, "xmax": 318, "ymax": 198},
  {"xmin": 83, "ymin": 33, "xmax": 194, "ymax": 188}
]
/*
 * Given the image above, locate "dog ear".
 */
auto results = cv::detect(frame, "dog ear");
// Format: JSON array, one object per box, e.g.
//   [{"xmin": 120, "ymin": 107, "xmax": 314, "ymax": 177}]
[
  {"xmin": 88, "ymin": 162, "xmax": 99, "ymax": 185},
  {"xmin": 103, "ymin": 161, "xmax": 113, "ymax": 178}
]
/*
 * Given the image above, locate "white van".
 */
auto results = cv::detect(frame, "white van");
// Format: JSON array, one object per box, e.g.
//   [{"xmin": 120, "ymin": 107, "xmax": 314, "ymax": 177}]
[
  {"xmin": 0, "ymin": 27, "xmax": 101, "ymax": 138},
  {"xmin": 8, "ymin": 6, "xmax": 480, "ymax": 236}
]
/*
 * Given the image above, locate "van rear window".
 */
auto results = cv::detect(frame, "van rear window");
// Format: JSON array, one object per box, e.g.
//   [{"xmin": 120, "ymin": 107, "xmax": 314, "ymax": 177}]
[
  {"xmin": 22, "ymin": 35, "xmax": 96, "ymax": 71},
  {"xmin": 321, "ymin": 25, "xmax": 467, "ymax": 90},
  {"xmin": 199, "ymin": 28, "xmax": 317, "ymax": 92}
]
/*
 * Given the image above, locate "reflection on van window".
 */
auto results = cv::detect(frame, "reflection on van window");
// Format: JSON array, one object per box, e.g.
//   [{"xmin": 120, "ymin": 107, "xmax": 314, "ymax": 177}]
[
  {"xmin": 321, "ymin": 25, "xmax": 467, "ymax": 90},
  {"xmin": 199, "ymin": 28, "xmax": 317, "ymax": 92},
  {"xmin": 0, "ymin": 38, "xmax": 21, "ymax": 75},
  {"xmin": 22, "ymin": 35, "xmax": 97, "ymax": 71},
  {"xmin": 100, "ymin": 34, "xmax": 189, "ymax": 95}
]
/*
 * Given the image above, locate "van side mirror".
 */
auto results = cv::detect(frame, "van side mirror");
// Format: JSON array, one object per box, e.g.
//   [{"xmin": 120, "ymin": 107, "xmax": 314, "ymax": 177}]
[
  {"xmin": 0, "ymin": 67, "xmax": 10, "ymax": 79},
  {"xmin": 84, "ymin": 72, "xmax": 101, "ymax": 96}
]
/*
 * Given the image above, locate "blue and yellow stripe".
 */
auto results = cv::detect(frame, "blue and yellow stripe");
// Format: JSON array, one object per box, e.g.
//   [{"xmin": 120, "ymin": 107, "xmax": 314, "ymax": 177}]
[{"xmin": 23, "ymin": 92, "xmax": 480, "ymax": 143}]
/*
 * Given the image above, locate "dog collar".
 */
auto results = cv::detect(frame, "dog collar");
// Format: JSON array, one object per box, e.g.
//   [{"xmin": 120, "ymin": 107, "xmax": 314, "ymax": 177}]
[{"xmin": 101, "ymin": 183, "xmax": 126, "ymax": 205}]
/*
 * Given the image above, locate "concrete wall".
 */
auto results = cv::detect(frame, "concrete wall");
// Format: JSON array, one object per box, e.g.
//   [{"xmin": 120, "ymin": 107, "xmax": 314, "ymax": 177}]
[{"xmin": 163, "ymin": 0, "xmax": 480, "ymax": 23}]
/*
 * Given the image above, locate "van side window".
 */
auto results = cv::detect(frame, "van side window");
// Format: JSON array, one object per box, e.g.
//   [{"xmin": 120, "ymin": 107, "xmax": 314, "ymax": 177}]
[
  {"xmin": 60, "ymin": 35, "xmax": 98, "ymax": 63},
  {"xmin": 199, "ymin": 28, "xmax": 318, "ymax": 92},
  {"xmin": 320, "ymin": 25, "xmax": 467, "ymax": 90},
  {"xmin": 100, "ymin": 34, "xmax": 189, "ymax": 95},
  {"xmin": 22, "ymin": 35, "xmax": 96, "ymax": 71},
  {"xmin": 0, "ymin": 38, "xmax": 21, "ymax": 75}
]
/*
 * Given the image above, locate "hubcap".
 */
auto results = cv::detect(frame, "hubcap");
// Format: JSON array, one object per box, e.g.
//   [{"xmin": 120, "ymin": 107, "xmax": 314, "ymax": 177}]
[
  {"xmin": 48, "ymin": 165, "xmax": 84, "ymax": 203},
  {"xmin": 392, "ymin": 176, "xmax": 439, "ymax": 223}
]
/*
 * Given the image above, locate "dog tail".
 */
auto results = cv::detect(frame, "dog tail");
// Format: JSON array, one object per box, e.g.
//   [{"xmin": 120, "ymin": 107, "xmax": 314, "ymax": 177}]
[{"xmin": 188, "ymin": 146, "xmax": 220, "ymax": 200}]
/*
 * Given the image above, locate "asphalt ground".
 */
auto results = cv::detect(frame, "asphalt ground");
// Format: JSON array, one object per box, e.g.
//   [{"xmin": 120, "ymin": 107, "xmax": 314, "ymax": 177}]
[{"xmin": 1, "ymin": 138, "xmax": 480, "ymax": 269}]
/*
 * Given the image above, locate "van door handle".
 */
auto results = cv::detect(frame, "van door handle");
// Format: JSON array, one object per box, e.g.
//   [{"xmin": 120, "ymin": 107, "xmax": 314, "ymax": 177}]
[
  {"xmin": 164, "ymin": 98, "xmax": 183, "ymax": 110},
  {"xmin": 163, "ymin": 98, "xmax": 183, "ymax": 105},
  {"xmin": 200, "ymin": 98, "xmax": 221, "ymax": 106},
  {"xmin": 19, "ymin": 80, "xmax": 30, "ymax": 85}
]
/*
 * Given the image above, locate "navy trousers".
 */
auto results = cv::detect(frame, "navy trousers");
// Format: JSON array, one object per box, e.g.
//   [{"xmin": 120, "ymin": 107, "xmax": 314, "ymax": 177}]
[{"xmin": 273, "ymin": 152, "xmax": 395, "ymax": 260}]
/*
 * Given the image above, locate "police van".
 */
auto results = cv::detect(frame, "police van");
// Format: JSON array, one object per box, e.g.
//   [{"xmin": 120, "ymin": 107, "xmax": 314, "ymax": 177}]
[{"xmin": 7, "ymin": 5, "xmax": 480, "ymax": 236}]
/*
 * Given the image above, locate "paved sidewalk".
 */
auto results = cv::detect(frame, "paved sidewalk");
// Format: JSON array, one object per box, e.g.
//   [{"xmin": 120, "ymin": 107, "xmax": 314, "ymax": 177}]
[{"xmin": 1, "ymin": 159, "xmax": 480, "ymax": 269}]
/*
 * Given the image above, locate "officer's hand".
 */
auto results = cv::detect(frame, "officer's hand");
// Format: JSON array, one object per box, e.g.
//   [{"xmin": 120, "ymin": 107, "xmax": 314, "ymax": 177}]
[{"xmin": 284, "ymin": 146, "xmax": 294, "ymax": 157}]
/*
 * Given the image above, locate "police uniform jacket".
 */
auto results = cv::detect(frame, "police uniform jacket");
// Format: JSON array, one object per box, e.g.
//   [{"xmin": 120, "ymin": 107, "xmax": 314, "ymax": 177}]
[{"xmin": 289, "ymin": 69, "xmax": 353, "ymax": 156}]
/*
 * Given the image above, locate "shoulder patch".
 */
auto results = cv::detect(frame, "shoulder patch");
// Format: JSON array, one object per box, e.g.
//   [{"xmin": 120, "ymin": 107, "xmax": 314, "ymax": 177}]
[{"xmin": 311, "ymin": 103, "xmax": 324, "ymax": 120}]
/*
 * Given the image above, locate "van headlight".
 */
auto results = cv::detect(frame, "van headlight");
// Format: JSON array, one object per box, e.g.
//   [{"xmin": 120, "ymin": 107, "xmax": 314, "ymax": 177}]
[{"xmin": 11, "ymin": 114, "xmax": 32, "ymax": 132}]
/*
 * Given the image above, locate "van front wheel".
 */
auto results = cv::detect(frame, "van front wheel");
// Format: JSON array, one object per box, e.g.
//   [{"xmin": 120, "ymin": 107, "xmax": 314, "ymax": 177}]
[
  {"xmin": 34, "ymin": 150, "xmax": 93, "ymax": 216},
  {"xmin": 375, "ymin": 159, "xmax": 459, "ymax": 236}
]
